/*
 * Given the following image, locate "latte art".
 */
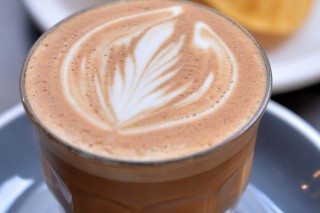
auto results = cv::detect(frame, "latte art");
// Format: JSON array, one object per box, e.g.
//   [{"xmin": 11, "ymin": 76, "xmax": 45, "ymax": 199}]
[
  {"xmin": 62, "ymin": 6, "xmax": 237, "ymax": 134},
  {"xmin": 24, "ymin": 0, "xmax": 267, "ymax": 161}
]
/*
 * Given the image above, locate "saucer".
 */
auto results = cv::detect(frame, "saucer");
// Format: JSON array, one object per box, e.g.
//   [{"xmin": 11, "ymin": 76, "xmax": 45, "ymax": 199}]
[
  {"xmin": 0, "ymin": 101, "xmax": 319, "ymax": 212},
  {"xmin": 22, "ymin": 0, "xmax": 320, "ymax": 94}
]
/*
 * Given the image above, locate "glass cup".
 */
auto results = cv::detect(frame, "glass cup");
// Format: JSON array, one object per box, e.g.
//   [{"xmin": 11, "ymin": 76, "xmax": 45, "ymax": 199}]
[{"xmin": 20, "ymin": 1, "xmax": 272, "ymax": 212}]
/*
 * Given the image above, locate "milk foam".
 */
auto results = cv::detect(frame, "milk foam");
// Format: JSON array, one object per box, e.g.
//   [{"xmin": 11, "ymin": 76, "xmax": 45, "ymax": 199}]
[
  {"xmin": 62, "ymin": 5, "xmax": 237, "ymax": 134},
  {"xmin": 23, "ymin": 0, "xmax": 268, "ymax": 161}
]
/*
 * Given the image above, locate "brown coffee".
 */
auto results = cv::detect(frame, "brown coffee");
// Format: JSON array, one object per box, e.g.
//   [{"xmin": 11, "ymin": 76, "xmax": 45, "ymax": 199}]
[{"xmin": 21, "ymin": 0, "xmax": 271, "ymax": 212}]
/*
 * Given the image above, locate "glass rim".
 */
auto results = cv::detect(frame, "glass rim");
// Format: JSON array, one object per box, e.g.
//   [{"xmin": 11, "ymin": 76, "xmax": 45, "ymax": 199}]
[{"xmin": 20, "ymin": 0, "xmax": 272, "ymax": 167}]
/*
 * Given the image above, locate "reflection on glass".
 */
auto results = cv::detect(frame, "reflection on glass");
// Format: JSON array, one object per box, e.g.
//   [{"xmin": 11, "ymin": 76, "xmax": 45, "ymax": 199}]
[
  {"xmin": 312, "ymin": 170, "xmax": 320, "ymax": 179},
  {"xmin": 300, "ymin": 183, "xmax": 309, "ymax": 191}
]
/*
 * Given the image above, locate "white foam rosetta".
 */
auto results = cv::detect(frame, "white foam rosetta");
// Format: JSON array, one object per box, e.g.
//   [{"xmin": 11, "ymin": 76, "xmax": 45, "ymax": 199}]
[{"xmin": 62, "ymin": 6, "xmax": 238, "ymax": 134}]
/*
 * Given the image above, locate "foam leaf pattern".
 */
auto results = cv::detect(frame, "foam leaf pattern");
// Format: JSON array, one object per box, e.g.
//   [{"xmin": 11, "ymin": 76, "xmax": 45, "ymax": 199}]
[{"xmin": 61, "ymin": 6, "xmax": 238, "ymax": 134}]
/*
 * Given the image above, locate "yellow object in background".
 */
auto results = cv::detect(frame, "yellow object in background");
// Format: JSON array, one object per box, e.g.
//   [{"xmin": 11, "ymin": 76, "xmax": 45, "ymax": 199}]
[{"xmin": 196, "ymin": 0, "xmax": 313, "ymax": 36}]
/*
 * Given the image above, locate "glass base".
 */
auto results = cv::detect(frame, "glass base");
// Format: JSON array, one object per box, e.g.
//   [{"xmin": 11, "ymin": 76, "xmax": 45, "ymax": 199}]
[{"xmin": 9, "ymin": 183, "xmax": 282, "ymax": 213}]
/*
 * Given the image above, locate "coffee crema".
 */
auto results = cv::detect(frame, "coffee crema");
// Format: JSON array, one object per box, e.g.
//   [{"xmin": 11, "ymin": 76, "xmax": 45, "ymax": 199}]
[{"xmin": 24, "ymin": 0, "xmax": 267, "ymax": 161}]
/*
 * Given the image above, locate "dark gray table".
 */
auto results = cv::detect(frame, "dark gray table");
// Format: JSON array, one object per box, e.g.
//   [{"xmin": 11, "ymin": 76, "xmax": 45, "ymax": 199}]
[{"xmin": 0, "ymin": 0, "xmax": 319, "ymax": 134}]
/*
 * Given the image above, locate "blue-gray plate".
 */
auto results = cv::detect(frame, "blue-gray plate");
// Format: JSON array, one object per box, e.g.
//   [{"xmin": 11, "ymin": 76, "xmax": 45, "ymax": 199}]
[{"xmin": 0, "ymin": 101, "xmax": 319, "ymax": 213}]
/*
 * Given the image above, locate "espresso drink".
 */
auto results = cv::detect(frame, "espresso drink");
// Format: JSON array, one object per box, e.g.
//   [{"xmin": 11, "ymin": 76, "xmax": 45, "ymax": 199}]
[{"xmin": 21, "ymin": 0, "xmax": 271, "ymax": 212}]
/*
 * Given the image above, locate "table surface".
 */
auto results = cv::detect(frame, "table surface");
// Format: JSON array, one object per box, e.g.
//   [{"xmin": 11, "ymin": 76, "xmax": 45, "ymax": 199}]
[{"xmin": 0, "ymin": 0, "xmax": 319, "ymax": 133}]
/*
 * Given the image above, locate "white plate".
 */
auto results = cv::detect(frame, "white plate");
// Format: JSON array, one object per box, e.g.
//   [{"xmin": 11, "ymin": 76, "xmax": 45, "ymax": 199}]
[{"xmin": 23, "ymin": 0, "xmax": 320, "ymax": 94}]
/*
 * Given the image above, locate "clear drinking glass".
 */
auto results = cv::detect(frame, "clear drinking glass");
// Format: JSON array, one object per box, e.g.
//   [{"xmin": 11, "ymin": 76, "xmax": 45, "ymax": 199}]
[{"xmin": 20, "ymin": 1, "xmax": 272, "ymax": 212}]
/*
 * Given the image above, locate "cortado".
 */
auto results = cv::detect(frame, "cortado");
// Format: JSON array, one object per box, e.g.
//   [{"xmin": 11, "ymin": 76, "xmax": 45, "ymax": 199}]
[
  {"xmin": 21, "ymin": 0, "xmax": 271, "ymax": 212},
  {"xmin": 23, "ymin": 0, "xmax": 267, "ymax": 161}
]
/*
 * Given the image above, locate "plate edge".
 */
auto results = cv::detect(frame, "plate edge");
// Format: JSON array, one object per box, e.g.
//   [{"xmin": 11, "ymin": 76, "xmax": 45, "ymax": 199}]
[
  {"xmin": 0, "ymin": 102, "xmax": 319, "ymax": 151},
  {"xmin": 267, "ymin": 101, "xmax": 320, "ymax": 150},
  {"xmin": 0, "ymin": 104, "xmax": 25, "ymax": 129}
]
